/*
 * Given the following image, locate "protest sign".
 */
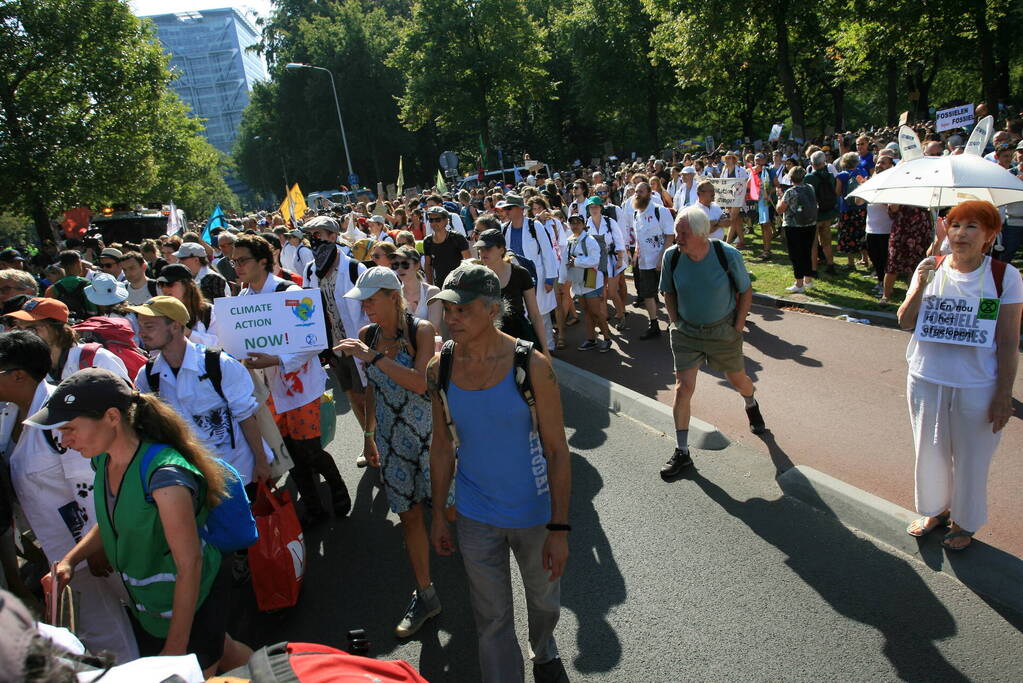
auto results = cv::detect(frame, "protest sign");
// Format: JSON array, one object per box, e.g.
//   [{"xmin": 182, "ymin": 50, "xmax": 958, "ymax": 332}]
[
  {"xmin": 898, "ymin": 111, "xmax": 910, "ymax": 126},
  {"xmin": 705, "ymin": 136, "xmax": 715, "ymax": 152},
  {"xmin": 703, "ymin": 177, "xmax": 748, "ymax": 208},
  {"xmin": 935, "ymin": 104, "xmax": 974, "ymax": 132},
  {"xmin": 913, "ymin": 294, "xmax": 997, "ymax": 348},
  {"xmin": 214, "ymin": 289, "xmax": 328, "ymax": 358},
  {"xmin": 768, "ymin": 124, "xmax": 783, "ymax": 142}
]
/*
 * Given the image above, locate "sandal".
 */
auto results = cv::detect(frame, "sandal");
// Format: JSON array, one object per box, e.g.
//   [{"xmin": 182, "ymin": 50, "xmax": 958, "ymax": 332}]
[
  {"xmin": 941, "ymin": 529, "xmax": 974, "ymax": 551},
  {"xmin": 906, "ymin": 512, "xmax": 949, "ymax": 537}
]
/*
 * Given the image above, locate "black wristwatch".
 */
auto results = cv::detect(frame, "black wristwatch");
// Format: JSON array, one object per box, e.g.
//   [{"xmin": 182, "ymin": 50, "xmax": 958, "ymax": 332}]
[
  {"xmin": 369, "ymin": 352, "xmax": 385, "ymax": 366},
  {"xmin": 546, "ymin": 523, "xmax": 571, "ymax": 532}
]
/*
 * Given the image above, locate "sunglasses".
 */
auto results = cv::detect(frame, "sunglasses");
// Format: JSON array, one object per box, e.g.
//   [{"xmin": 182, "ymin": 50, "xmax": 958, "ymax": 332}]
[
  {"xmin": 158, "ymin": 281, "xmax": 177, "ymax": 288},
  {"xmin": 427, "ymin": 217, "xmax": 447, "ymax": 223},
  {"xmin": 391, "ymin": 261, "xmax": 414, "ymax": 270},
  {"xmin": 596, "ymin": 191, "xmax": 608, "ymax": 196},
  {"xmin": 100, "ymin": 261, "xmax": 118, "ymax": 269}
]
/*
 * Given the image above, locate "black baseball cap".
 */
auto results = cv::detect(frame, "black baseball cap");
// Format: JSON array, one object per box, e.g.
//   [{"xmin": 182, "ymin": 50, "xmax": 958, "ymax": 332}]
[
  {"xmin": 156, "ymin": 263, "xmax": 193, "ymax": 285},
  {"xmin": 428, "ymin": 263, "xmax": 500, "ymax": 305},
  {"xmin": 25, "ymin": 368, "xmax": 134, "ymax": 429},
  {"xmin": 473, "ymin": 229, "xmax": 506, "ymax": 250},
  {"xmin": 0, "ymin": 248, "xmax": 24, "ymax": 263}
]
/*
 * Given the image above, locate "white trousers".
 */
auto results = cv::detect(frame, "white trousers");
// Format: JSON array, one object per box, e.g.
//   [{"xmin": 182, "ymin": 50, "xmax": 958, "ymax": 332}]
[{"xmin": 907, "ymin": 375, "xmax": 1001, "ymax": 533}]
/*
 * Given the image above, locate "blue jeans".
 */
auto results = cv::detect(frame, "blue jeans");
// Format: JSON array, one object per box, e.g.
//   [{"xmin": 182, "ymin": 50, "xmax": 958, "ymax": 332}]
[
  {"xmin": 457, "ymin": 513, "xmax": 562, "ymax": 682},
  {"xmin": 994, "ymin": 224, "xmax": 1023, "ymax": 263}
]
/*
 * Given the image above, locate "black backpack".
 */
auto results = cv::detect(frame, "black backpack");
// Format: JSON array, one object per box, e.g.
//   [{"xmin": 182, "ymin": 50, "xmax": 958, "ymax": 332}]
[
  {"xmin": 811, "ymin": 168, "xmax": 837, "ymax": 212},
  {"xmin": 145, "ymin": 346, "xmax": 234, "ymax": 449},
  {"xmin": 436, "ymin": 338, "xmax": 537, "ymax": 449},
  {"xmin": 52, "ymin": 277, "xmax": 96, "ymax": 322},
  {"xmin": 665, "ymin": 240, "xmax": 739, "ymax": 296},
  {"xmin": 366, "ymin": 313, "xmax": 421, "ymax": 356}
]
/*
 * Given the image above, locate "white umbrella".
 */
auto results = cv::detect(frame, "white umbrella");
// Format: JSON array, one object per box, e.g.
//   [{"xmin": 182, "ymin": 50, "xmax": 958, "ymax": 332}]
[{"xmin": 847, "ymin": 153, "xmax": 1023, "ymax": 208}]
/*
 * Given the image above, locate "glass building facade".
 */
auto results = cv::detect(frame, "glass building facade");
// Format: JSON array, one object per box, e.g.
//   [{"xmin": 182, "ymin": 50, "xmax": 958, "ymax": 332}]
[{"xmin": 145, "ymin": 8, "xmax": 266, "ymax": 196}]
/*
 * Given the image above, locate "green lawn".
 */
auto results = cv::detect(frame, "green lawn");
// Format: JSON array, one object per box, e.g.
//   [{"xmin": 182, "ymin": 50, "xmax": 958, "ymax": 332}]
[{"xmin": 736, "ymin": 224, "xmax": 908, "ymax": 312}]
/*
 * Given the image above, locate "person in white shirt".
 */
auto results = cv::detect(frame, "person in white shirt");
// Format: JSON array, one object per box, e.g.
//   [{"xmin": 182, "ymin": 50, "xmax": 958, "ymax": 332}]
[
  {"xmin": 227, "ymin": 234, "xmax": 350, "ymax": 524},
  {"xmin": 130, "ymin": 297, "xmax": 272, "ymax": 486},
  {"xmin": 672, "ymin": 166, "xmax": 700, "ymax": 211},
  {"xmin": 695, "ymin": 181, "xmax": 729, "ymax": 241},
  {"xmin": 6, "ymin": 297, "xmax": 129, "ymax": 382},
  {"xmin": 499, "ymin": 194, "xmax": 560, "ymax": 350},
  {"xmin": 584, "ymin": 196, "xmax": 626, "ymax": 332},
  {"xmin": 280, "ymin": 229, "xmax": 314, "ymax": 276},
  {"xmin": 564, "ymin": 215, "xmax": 613, "ymax": 351},
  {"xmin": 631, "ymin": 182, "xmax": 676, "ymax": 339},
  {"xmin": 425, "ymin": 195, "xmax": 465, "ymax": 237},
  {"xmin": 720, "ymin": 151, "xmax": 750, "ymax": 247},
  {"xmin": 0, "ymin": 330, "xmax": 138, "ymax": 662}
]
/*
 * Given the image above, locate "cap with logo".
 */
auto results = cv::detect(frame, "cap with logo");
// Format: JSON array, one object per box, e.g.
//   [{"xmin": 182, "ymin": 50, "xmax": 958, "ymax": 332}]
[
  {"xmin": 155, "ymin": 263, "xmax": 193, "ymax": 285},
  {"xmin": 474, "ymin": 229, "xmax": 506, "ymax": 250},
  {"xmin": 24, "ymin": 367, "xmax": 134, "ymax": 430},
  {"xmin": 84, "ymin": 273, "xmax": 129, "ymax": 306},
  {"xmin": 428, "ymin": 263, "xmax": 500, "ymax": 306},
  {"xmin": 496, "ymin": 194, "xmax": 525, "ymax": 209},
  {"xmin": 344, "ymin": 265, "xmax": 402, "ymax": 300},
  {"xmin": 126, "ymin": 295, "xmax": 190, "ymax": 324},
  {"xmin": 173, "ymin": 243, "xmax": 206, "ymax": 260},
  {"xmin": 5, "ymin": 297, "xmax": 69, "ymax": 324}
]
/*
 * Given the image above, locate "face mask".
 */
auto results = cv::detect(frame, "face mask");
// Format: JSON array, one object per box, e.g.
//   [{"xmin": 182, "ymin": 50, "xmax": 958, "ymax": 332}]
[{"xmin": 310, "ymin": 237, "xmax": 337, "ymax": 274}]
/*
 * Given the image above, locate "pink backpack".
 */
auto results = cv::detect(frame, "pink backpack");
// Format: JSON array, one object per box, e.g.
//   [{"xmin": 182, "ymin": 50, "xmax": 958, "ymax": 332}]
[{"xmin": 72, "ymin": 317, "xmax": 148, "ymax": 380}]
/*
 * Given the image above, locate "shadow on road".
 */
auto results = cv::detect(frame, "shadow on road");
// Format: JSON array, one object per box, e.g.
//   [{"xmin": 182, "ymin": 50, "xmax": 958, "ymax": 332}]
[
  {"xmin": 689, "ymin": 431, "xmax": 968, "ymax": 682},
  {"xmin": 743, "ymin": 319, "xmax": 823, "ymax": 368}
]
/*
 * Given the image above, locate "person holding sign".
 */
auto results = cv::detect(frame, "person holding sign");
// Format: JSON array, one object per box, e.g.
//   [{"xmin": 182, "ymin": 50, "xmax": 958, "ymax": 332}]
[{"xmin": 897, "ymin": 200, "xmax": 1023, "ymax": 551}]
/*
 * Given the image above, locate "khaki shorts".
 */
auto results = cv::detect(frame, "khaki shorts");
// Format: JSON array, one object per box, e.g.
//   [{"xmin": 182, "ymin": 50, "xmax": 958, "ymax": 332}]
[{"xmin": 669, "ymin": 315, "xmax": 745, "ymax": 373}]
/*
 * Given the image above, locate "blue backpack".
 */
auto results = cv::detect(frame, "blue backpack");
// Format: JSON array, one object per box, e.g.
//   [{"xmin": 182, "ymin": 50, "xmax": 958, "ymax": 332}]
[{"xmin": 139, "ymin": 443, "xmax": 258, "ymax": 553}]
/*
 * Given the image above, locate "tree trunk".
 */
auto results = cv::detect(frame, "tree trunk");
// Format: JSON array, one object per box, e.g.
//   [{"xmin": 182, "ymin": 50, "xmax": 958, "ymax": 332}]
[
  {"xmin": 771, "ymin": 2, "xmax": 805, "ymax": 140},
  {"xmin": 993, "ymin": 10, "xmax": 1012, "ymax": 103},
  {"xmin": 646, "ymin": 83, "xmax": 658, "ymax": 153},
  {"xmin": 971, "ymin": 0, "xmax": 999, "ymax": 111},
  {"xmin": 831, "ymin": 83, "xmax": 845, "ymax": 131},
  {"xmin": 886, "ymin": 60, "xmax": 899, "ymax": 125}
]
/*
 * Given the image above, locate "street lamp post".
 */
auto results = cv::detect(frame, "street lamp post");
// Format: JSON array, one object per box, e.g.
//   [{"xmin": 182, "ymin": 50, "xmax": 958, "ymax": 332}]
[{"xmin": 285, "ymin": 62, "xmax": 354, "ymax": 184}]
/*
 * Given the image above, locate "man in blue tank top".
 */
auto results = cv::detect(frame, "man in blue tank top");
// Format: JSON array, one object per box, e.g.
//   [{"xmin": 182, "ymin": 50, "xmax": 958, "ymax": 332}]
[{"xmin": 428, "ymin": 263, "xmax": 572, "ymax": 683}]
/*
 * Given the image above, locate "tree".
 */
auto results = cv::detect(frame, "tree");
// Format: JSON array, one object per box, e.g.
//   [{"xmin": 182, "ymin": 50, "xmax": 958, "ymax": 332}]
[
  {"xmin": 391, "ymin": 0, "xmax": 551, "ymax": 151},
  {"xmin": 0, "ymin": 0, "xmax": 168, "ymax": 241}
]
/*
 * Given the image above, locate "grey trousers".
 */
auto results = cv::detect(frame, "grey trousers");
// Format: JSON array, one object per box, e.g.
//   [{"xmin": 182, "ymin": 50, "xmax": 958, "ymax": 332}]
[{"xmin": 457, "ymin": 513, "xmax": 562, "ymax": 682}]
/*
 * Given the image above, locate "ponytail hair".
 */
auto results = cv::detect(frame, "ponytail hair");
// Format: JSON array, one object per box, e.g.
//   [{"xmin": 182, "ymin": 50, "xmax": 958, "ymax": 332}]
[{"xmin": 127, "ymin": 392, "xmax": 228, "ymax": 507}]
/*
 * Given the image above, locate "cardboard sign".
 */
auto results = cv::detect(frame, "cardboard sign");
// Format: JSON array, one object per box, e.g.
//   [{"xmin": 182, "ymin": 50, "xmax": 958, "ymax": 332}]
[
  {"xmin": 768, "ymin": 124, "xmax": 783, "ymax": 142},
  {"xmin": 214, "ymin": 289, "xmax": 328, "ymax": 358},
  {"xmin": 702, "ymin": 177, "xmax": 748, "ymax": 208},
  {"xmin": 935, "ymin": 104, "xmax": 974, "ymax": 132},
  {"xmin": 913, "ymin": 295, "xmax": 997, "ymax": 348},
  {"xmin": 705, "ymin": 136, "xmax": 715, "ymax": 152}
]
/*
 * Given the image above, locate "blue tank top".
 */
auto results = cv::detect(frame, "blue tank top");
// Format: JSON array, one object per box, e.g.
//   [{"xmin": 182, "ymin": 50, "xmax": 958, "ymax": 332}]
[{"xmin": 447, "ymin": 366, "xmax": 550, "ymax": 529}]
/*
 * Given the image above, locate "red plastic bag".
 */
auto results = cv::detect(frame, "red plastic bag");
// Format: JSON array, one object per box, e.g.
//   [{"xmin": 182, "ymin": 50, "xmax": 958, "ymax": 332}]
[{"xmin": 249, "ymin": 482, "xmax": 305, "ymax": 611}]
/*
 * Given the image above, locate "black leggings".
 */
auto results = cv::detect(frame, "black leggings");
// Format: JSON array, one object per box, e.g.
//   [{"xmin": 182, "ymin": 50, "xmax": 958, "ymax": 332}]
[
  {"xmin": 784, "ymin": 225, "xmax": 818, "ymax": 280},
  {"xmin": 866, "ymin": 233, "xmax": 890, "ymax": 282},
  {"xmin": 287, "ymin": 437, "xmax": 345, "ymax": 514}
]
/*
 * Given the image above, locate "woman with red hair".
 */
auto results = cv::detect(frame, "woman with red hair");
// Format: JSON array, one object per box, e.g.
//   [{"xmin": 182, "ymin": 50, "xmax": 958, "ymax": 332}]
[{"xmin": 897, "ymin": 200, "xmax": 1023, "ymax": 550}]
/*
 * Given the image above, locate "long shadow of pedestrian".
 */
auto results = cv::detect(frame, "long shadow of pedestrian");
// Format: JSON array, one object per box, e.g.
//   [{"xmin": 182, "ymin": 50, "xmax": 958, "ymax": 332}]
[
  {"xmin": 742, "ymin": 319, "xmax": 823, "ymax": 367},
  {"xmin": 688, "ymin": 433, "xmax": 966, "ymax": 682},
  {"xmin": 561, "ymin": 453, "xmax": 625, "ymax": 673}
]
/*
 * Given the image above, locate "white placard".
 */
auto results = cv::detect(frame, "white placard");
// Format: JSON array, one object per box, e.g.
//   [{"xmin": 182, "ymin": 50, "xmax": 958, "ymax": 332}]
[
  {"xmin": 935, "ymin": 104, "xmax": 974, "ymax": 132},
  {"xmin": 768, "ymin": 124, "xmax": 783, "ymax": 142},
  {"xmin": 214, "ymin": 288, "xmax": 328, "ymax": 358},
  {"xmin": 913, "ymin": 294, "xmax": 998, "ymax": 348},
  {"xmin": 702, "ymin": 177, "xmax": 748, "ymax": 208}
]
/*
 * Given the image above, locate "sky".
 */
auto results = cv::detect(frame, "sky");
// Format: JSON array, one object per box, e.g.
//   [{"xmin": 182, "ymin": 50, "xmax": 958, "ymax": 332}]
[{"xmin": 130, "ymin": 1, "xmax": 273, "ymax": 21}]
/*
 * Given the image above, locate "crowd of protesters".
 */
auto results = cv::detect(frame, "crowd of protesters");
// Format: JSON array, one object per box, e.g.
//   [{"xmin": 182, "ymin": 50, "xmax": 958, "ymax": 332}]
[{"xmin": 0, "ymin": 111, "xmax": 1020, "ymax": 680}]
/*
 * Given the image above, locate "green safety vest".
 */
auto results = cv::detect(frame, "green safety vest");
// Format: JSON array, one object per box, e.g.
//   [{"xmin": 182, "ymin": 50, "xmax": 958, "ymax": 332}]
[{"xmin": 93, "ymin": 442, "xmax": 221, "ymax": 638}]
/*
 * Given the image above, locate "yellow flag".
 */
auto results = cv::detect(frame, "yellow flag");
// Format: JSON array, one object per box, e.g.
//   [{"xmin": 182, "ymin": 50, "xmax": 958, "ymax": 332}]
[
  {"xmin": 436, "ymin": 170, "xmax": 447, "ymax": 194},
  {"xmin": 278, "ymin": 183, "xmax": 308, "ymax": 225}
]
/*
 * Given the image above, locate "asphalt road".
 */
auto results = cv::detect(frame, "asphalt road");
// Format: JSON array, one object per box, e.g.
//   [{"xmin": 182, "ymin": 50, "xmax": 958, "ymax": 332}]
[
  {"xmin": 557, "ymin": 298, "xmax": 1023, "ymax": 559},
  {"xmin": 229, "ymin": 388, "xmax": 1023, "ymax": 682}
]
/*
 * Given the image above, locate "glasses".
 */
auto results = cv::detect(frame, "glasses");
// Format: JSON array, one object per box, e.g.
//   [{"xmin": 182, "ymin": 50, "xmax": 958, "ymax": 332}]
[
  {"xmin": 100, "ymin": 261, "xmax": 117, "ymax": 269},
  {"xmin": 596, "ymin": 191, "xmax": 608, "ymax": 196},
  {"xmin": 391, "ymin": 261, "xmax": 414, "ymax": 270},
  {"xmin": 234, "ymin": 256, "xmax": 255, "ymax": 266},
  {"xmin": 427, "ymin": 217, "xmax": 447, "ymax": 223}
]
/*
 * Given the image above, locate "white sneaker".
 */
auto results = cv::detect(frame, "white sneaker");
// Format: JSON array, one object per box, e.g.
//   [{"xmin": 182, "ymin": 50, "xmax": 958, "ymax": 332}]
[
  {"xmin": 785, "ymin": 284, "xmax": 805, "ymax": 293},
  {"xmin": 804, "ymin": 280, "xmax": 815, "ymax": 290}
]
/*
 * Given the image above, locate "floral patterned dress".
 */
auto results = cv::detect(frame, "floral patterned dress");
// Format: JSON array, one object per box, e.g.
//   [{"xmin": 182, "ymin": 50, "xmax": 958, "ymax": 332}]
[{"xmin": 886, "ymin": 207, "xmax": 933, "ymax": 275}]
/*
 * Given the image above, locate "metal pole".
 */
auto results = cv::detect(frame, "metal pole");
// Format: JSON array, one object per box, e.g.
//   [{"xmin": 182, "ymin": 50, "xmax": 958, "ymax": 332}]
[{"xmin": 316, "ymin": 66, "xmax": 354, "ymax": 182}]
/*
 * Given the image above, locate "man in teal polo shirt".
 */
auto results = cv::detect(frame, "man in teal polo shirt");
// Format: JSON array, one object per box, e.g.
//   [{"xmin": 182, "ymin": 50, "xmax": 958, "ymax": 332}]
[{"xmin": 658, "ymin": 206, "xmax": 767, "ymax": 480}]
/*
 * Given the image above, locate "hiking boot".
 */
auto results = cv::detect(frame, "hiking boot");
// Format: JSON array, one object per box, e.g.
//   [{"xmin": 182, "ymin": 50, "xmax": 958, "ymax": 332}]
[
  {"xmin": 597, "ymin": 339, "xmax": 613, "ymax": 353},
  {"xmin": 639, "ymin": 322, "xmax": 661, "ymax": 340},
  {"xmin": 395, "ymin": 586, "xmax": 441, "ymax": 638},
  {"xmin": 577, "ymin": 339, "xmax": 598, "ymax": 351},
  {"xmin": 534, "ymin": 657, "xmax": 570, "ymax": 683},
  {"xmin": 660, "ymin": 448, "xmax": 693, "ymax": 480},
  {"xmin": 746, "ymin": 402, "xmax": 767, "ymax": 435}
]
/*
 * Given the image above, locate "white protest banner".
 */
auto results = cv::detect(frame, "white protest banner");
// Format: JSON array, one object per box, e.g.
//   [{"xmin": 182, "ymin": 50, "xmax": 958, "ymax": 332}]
[
  {"xmin": 913, "ymin": 294, "xmax": 998, "ymax": 348},
  {"xmin": 768, "ymin": 124, "xmax": 783, "ymax": 142},
  {"xmin": 214, "ymin": 288, "xmax": 328, "ymax": 358},
  {"xmin": 702, "ymin": 177, "xmax": 747, "ymax": 208},
  {"xmin": 935, "ymin": 104, "xmax": 974, "ymax": 132}
]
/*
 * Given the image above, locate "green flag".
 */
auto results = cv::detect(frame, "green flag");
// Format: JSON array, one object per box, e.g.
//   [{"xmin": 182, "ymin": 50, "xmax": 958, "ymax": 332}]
[
  {"xmin": 479, "ymin": 133, "xmax": 488, "ymax": 168},
  {"xmin": 436, "ymin": 170, "xmax": 447, "ymax": 194}
]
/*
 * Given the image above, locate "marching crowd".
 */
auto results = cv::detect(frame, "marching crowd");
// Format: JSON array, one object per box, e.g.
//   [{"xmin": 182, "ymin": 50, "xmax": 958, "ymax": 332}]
[{"xmin": 0, "ymin": 114, "xmax": 1021, "ymax": 681}]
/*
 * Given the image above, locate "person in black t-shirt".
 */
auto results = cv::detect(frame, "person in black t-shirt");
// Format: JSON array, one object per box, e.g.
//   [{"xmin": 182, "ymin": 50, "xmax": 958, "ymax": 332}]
[
  {"xmin": 474, "ymin": 229, "xmax": 549, "ymax": 357},
  {"xmin": 423, "ymin": 206, "xmax": 471, "ymax": 287}
]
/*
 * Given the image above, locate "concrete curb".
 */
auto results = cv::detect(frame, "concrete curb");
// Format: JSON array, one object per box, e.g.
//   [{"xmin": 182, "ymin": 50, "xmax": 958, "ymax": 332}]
[
  {"xmin": 778, "ymin": 465, "xmax": 1023, "ymax": 614},
  {"xmin": 553, "ymin": 359, "xmax": 729, "ymax": 450},
  {"xmin": 752, "ymin": 292, "xmax": 900, "ymax": 328}
]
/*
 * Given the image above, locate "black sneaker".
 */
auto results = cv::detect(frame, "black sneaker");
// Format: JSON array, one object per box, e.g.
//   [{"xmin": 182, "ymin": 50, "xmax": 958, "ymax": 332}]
[
  {"xmin": 639, "ymin": 322, "xmax": 661, "ymax": 340},
  {"xmin": 577, "ymin": 339, "xmax": 598, "ymax": 351},
  {"xmin": 746, "ymin": 402, "xmax": 767, "ymax": 435},
  {"xmin": 534, "ymin": 657, "xmax": 570, "ymax": 683},
  {"xmin": 660, "ymin": 448, "xmax": 693, "ymax": 480}
]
